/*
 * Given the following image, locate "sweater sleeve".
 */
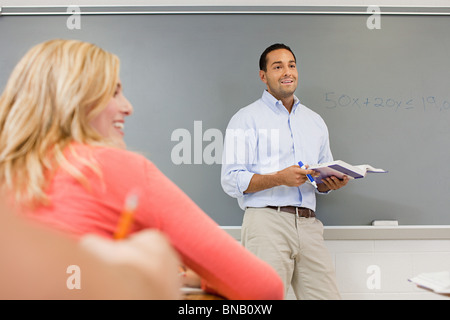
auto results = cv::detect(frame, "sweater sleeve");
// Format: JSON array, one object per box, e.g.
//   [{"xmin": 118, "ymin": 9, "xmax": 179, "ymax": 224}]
[{"xmin": 136, "ymin": 160, "xmax": 284, "ymax": 300}]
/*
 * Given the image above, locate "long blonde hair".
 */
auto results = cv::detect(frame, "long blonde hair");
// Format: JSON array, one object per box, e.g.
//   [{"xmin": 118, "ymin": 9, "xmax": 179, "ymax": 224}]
[{"xmin": 0, "ymin": 39, "xmax": 120, "ymax": 206}]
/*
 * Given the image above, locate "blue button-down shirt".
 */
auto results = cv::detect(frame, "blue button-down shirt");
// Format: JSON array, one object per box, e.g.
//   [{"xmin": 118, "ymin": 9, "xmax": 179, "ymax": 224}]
[{"xmin": 221, "ymin": 90, "xmax": 333, "ymax": 211}]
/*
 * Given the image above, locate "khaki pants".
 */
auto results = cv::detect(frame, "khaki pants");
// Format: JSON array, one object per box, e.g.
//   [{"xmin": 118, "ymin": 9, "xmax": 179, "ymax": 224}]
[{"xmin": 241, "ymin": 207, "xmax": 341, "ymax": 300}]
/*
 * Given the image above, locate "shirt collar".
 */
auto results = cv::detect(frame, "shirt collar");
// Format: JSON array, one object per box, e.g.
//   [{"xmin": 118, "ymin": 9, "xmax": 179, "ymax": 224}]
[{"xmin": 261, "ymin": 90, "xmax": 301, "ymax": 114}]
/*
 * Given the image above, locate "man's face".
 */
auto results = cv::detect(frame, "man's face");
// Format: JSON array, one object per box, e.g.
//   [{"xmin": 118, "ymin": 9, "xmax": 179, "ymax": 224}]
[{"xmin": 259, "ymin": 49, "xmax": 298, "ymax": 101}]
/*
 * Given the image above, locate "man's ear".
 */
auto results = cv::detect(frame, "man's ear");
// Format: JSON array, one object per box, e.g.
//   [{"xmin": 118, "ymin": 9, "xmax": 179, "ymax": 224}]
[{"xmin": 259, "ymin": 70, "xmax": 267, "ymax": 84}]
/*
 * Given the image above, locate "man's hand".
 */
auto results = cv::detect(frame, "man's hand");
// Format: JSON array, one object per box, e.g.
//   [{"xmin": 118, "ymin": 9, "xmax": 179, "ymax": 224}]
[
  {"xmin": 317, "ymin": 175, "xmax": 349, "ymax": 192},
  {"xmin": 244, "ymin": 164, "xmax": 319, "ymax": 193},
  {"xmin": 276, "ymin": 165, "xmax": 319, "ymax": 187}
]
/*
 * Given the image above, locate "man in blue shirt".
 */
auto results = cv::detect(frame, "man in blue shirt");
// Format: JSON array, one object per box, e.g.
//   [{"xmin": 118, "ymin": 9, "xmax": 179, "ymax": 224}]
[{"xmin": 221, "ymin": 43, "xmax": 349, "ymax": 300}]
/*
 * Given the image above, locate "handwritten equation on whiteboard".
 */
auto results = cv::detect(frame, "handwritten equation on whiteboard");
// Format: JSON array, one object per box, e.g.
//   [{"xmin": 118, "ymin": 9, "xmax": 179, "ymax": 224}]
[{"xmin": 323, "ymin": 92, "xmax": 450, "ymax": 112}]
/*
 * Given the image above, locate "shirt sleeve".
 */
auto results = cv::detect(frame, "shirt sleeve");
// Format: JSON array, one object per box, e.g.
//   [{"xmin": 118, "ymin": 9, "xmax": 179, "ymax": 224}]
[
  {"xmin": 316, "ymin": 119, "xmax": 334, "ymax": 194},
  {"xmin": 137, "ymin": 160, "xmax": 284, "ymax": 300},
  {"xmin": 220, "ymin": 114, "xmax": 256, "ymax": 198},
  {"xmin": 318, "ymin": 121, "xmax": 333, "ymax": 164}
]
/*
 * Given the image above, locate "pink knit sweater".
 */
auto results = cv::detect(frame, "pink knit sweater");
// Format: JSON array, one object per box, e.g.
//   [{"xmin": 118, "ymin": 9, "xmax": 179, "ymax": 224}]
[{"xmin": 26, "ymin": 144, "xmax": 283, "ymax": 300}]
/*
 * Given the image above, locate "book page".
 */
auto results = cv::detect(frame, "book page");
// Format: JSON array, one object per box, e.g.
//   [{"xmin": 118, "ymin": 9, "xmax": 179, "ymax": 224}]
[{"xmin": 354, "ymin": 164, "xmax": 387, "ymax": 173}]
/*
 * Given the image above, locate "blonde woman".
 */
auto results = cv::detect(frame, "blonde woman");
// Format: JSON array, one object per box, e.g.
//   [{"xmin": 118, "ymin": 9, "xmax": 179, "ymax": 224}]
[{"xmin": 0, "ymin": 39, "xmax": 283, "ymax": 300}]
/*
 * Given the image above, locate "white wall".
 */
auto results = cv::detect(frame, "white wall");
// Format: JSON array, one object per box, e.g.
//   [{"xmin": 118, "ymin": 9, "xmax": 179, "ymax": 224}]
[
  {"xmin": 1, "ymin": 0, "xmax": 450, "ymax": 7},
  {"xmin": 223, "ymin": 227, "xmax": 450, "ymax": 300},
  {"xmin": 328, "ymin": 239, "xmax": 450, "ymax": 300}
]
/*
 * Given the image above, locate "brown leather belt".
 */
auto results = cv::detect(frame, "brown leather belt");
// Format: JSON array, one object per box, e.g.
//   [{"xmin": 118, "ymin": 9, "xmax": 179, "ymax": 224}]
[{"xmin": 267, "ymin": 206, "xmax": 315, "ymax": 218}]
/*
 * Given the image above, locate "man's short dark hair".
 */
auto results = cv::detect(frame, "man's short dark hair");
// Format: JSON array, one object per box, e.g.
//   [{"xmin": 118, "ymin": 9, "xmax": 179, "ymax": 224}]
[{"xmin": 259, "ymin": 43, "xmax": 296, "ymax": 72}]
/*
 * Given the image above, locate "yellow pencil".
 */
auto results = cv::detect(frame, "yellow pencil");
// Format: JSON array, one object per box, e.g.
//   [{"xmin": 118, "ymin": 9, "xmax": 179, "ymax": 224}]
[{"xmin": 114, "ymin": 193, "xmax": 139, "ymax": 240}]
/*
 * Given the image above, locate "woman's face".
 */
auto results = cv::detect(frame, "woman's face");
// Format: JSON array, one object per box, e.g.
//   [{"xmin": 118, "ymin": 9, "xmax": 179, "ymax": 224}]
[{"xmin": 89, "ymin": 81, "xmax": 133, "ymax": 149}]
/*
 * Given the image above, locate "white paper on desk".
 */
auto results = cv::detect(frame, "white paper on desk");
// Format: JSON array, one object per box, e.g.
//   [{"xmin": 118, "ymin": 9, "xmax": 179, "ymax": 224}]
[
  {"xmin": 409, "ymin": 271, "xmax": 450, "ymax": 293},
  {"xmin": 180, "ymin": 287, "xmax": 205, "ymax": 294}
]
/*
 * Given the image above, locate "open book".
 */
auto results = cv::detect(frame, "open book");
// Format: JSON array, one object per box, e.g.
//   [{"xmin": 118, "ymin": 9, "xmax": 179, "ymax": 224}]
[
  {"xmin": 308, "ymin": 160, "xmax": 387, "ymax": 182},
  {"xmin": 409, "ymin": 271, "xmax": 450, "ymax": 294}
]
